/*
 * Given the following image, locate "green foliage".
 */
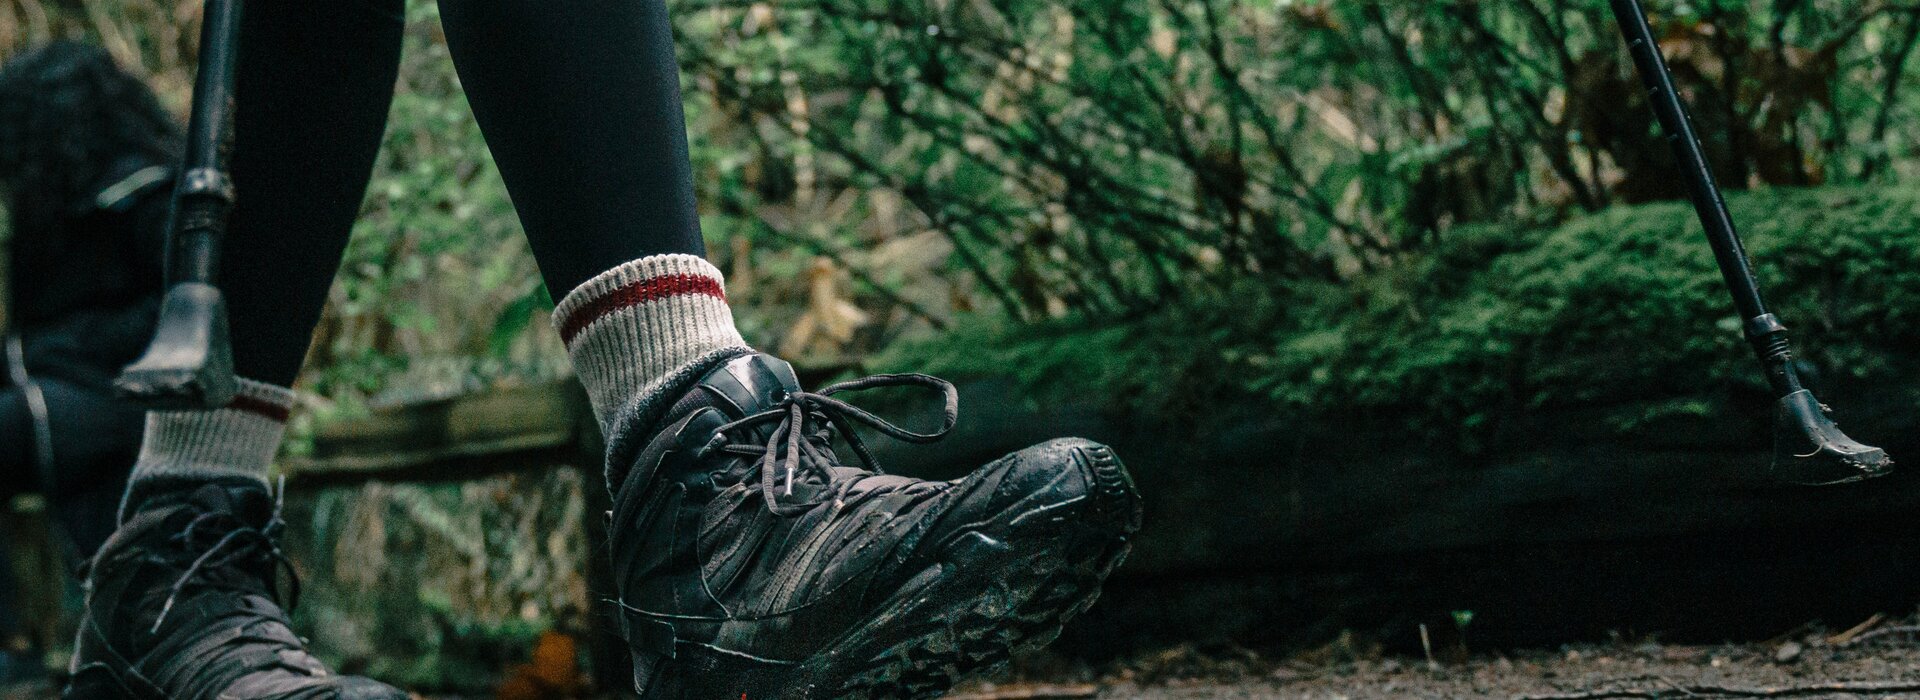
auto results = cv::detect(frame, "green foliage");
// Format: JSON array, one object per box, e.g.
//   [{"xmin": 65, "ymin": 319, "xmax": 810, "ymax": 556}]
[
  {"xmin": 677, "ymin": 0, "xmax": 1920, "ymax": 329},
  {"xmin": 12, "ymin": 0, "xmax": 1920, "ymax": 397},
  {"xmin": 881, "ymin": 185, "xmax": 1920, "ymax": 449},
  {"xmin": 302, "ymin": 1, "xmax": 565, "ymax": 406}
]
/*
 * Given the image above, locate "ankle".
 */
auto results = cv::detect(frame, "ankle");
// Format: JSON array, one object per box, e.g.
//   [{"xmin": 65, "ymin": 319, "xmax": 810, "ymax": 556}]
[
  {"xmin": 122, "ymin": 378, "xmax": 292, "ymax": 519},
  {"xmin": 553, "ymin": 254, "xmax": 751, "ymax": 433},
  {"xmin": 118, "ymin": 474, "xmax": 270, "ymax": 521}
]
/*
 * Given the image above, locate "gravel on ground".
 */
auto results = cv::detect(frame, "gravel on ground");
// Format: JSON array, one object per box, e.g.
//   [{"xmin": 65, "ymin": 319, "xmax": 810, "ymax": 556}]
[{"xmin": 20, "ymin": 618, "xmax": 1920, "ymax": 699}]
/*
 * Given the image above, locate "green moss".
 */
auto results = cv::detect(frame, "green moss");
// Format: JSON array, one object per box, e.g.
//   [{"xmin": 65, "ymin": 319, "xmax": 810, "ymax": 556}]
[{"xmin": 877, "ymin": 186, "xmax": 1920, "ymax": 446}]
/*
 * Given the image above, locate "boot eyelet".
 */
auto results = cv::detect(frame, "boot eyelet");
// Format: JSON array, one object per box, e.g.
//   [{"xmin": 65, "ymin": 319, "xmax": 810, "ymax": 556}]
[{"xmin": 696, "ymin": 432, "xmax": 726, "ymax": 458}]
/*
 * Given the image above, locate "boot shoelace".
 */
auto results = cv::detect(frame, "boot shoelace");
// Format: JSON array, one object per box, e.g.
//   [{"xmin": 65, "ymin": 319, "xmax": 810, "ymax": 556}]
[
  {"xmin": 702, "ymin": 373, "xmax": 959, "ymax": 516},
  {"xmin": 150, "ymin": 482, "xmax": 301, "ymax": 634},
  {"xmin": 78, "ymin": 483, "xmax": 315, "ymax": 698}
]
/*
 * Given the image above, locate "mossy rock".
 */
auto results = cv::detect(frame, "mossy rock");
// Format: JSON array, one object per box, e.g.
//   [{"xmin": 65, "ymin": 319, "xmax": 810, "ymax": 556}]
[{"xmin": 881, "ymin": 185, "xmax": 1920, "ymax": 451}]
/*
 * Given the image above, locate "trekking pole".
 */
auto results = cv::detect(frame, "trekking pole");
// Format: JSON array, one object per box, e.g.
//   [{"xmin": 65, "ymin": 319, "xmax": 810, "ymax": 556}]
[
  {"xmin": 114, "ymin": 0, "xmax": 242, "ymax": 409},
  {"xmin": 1608, "ymin": 0, "xmax": 1890, "ymax": 485}
]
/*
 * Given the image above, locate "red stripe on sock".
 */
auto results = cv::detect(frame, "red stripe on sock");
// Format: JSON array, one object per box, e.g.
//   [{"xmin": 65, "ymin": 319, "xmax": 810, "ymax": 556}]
[
  {"xmin": 560, "ymin": 273, "xmax": 725, "ymax": 345},
  {"xmin": 228, "ymin": 394, "xmax": 292, "ymax": 423}
]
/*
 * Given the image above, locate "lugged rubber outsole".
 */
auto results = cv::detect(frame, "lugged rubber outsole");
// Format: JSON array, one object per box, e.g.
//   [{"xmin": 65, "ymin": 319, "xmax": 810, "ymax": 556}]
[{"xmin": 816, "ymin": 532, "xmax": 1131, "ymax": 698}]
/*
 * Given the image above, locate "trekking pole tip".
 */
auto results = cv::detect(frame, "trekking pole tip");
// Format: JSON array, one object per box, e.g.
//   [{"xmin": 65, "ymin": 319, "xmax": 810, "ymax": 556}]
[
  {"xmin": 114, "ymin": 282, "xmax": 238, "ymax": 410},
  {"xmin": 1769, "ymin": 389, "xmax": 1892, "ymax": 486}
]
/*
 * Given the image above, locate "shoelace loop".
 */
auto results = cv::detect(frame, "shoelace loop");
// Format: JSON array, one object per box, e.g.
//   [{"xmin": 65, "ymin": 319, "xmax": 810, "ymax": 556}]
[
  {"xmin": 150, "ymin": 481, "xmax": 302, "ymax": 634},
  {"xmin": 708, "ymin": 373, "xmax": 959, "ymax": 516}
]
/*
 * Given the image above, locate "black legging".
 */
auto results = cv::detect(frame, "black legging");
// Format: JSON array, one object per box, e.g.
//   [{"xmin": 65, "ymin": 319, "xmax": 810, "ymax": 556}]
[
  {"xmin": 0, "ymin": 379, "xmax": 141, "ymax": 642},
  {"xmin": 225, "ymin": 0, "xmax": 706, "ymax": 386}
]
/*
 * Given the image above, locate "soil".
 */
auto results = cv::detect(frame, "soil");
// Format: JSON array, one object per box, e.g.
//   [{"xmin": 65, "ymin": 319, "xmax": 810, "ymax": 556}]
[
  {"xmin": 933, "ymin": 619, "xmax": 1920, "ymax": 699},
  {"xmin": 17, "ymin": 621, "xmax": 1920, "ymax": 699}
]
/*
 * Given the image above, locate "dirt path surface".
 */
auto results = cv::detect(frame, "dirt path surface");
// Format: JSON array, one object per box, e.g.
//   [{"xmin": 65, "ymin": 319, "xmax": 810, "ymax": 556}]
[
  {"xmin": 941, "ymin": 625, "xmax": 1920, "ymax": 699},
  {"xmin": 18, "ymin": 628, "xmax": 1920, "ymax": 699},
  {"xmin": 1057, "ymin": 644, "xmax": 1920, "ymax": 698}
]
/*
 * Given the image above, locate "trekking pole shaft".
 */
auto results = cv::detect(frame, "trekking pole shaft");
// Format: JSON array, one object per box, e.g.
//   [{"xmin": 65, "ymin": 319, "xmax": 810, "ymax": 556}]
[
  {"xmin": 1608, "ymin": 0, "xmax": 1799, "ymax": 395},
  {"xmin": 113, "ymin": 0, "xmax": 243, "ymax": 409},
  {"xmin": 169, "ymin": 0, "xmax": 242, "ymax": 285}
]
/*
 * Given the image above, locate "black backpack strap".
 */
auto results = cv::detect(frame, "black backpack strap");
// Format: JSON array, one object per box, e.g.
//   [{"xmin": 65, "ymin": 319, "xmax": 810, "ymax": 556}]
[
  {"xmin": 91, "ymin": 161, "xmax": 173, "ymax": 213},
  {"xmin": 4, "ymin": 334, "xmax": 55, "ymax": 490}
]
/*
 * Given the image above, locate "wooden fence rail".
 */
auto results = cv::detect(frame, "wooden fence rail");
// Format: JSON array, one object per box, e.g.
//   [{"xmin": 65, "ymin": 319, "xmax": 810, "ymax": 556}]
[{"xmin": 285, "ymin": 380, "xmax": 600, "ymax": 486}]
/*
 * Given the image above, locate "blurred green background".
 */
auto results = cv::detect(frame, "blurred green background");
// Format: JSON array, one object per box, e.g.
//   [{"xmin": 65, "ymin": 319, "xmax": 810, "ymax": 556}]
[{"xmin": 9, "ymin": 0, "xmax": 1920, "ymax": 695}]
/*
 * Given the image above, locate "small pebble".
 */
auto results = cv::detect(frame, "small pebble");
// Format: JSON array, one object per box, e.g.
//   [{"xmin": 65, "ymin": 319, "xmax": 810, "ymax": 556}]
[{"xmin": 1775, "ymin": 641, "xmax": 1804, "ymax": 664}]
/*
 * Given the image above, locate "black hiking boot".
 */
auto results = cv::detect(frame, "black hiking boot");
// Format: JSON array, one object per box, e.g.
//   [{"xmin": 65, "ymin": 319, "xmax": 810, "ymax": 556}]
[
  {"xmin": 64, "ymin": 480, "xmax": 407, "ymax": 700},
  {"xmin": 607, "ymin": 352, "xmax": 1143, "ymax": 699}
]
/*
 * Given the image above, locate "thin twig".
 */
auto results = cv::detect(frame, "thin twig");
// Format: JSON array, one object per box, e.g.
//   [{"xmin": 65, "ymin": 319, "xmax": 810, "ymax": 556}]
[
  {"xmin": 1520, "ymin": 680, "xmax": 1920, "ymax": 699},
  {"xmin": 1826, "ymin": 613, "xmax": 1886, "ymax": 646},
  {"xmin": 1420, "ymin": 624, "xmax": 1439, "ymax": 672},
  {"xmin": 1839, "ymin": 624, "xmax": 1920, "ymax": 647}
]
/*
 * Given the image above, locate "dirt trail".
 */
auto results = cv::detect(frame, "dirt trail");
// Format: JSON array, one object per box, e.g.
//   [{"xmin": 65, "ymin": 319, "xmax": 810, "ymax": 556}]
[
  {"xmin": 945, "ymin": 629, "xmax": 1920, "ymax": 699},
  {"xmin": 18, "ymin": 632, "xmax": 1920, "ymax": 699}
]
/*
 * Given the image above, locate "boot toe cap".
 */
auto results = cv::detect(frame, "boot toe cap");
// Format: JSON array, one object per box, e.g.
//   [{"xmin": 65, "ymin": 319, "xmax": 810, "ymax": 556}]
[{"xmin": 985, "ymin": 437, "xmax": 1142, "ymax": 538}]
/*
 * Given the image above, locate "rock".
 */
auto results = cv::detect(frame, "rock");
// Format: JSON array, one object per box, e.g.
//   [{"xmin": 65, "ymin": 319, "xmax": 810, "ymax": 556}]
[{"xmin": 1775, "ymin": 641, "xmax": 1804, "ymax": 664}]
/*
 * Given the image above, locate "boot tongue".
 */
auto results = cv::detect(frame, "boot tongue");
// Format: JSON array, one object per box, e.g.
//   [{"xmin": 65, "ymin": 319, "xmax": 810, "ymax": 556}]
[
  {"xmin": 184, "ymin": 482, "xmax": 273, "ymax": 524},
  {"xmin": 122, "ymin": 477, "xmax": 273, "ymax": 525},
  {"xmin": 695, "ymin": 354, "xmax": 853, "ymax": 496},
  {"xmin": 662, "ymin": 353, "xmax": 804, "ymax": 447},
  {"xmin": 704, "ymin": 353, "xmax": 802, "ymax": 417}
]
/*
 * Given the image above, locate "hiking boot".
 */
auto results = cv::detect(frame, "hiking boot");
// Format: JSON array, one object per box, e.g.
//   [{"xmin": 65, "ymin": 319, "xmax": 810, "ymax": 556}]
[
  {"xmin": 64, "ymin": 480, "xmax": 407, "ymax": 700},
  {"xmin": 606, "ymin": 352, "xmax": 1143, "ymax": 698}
]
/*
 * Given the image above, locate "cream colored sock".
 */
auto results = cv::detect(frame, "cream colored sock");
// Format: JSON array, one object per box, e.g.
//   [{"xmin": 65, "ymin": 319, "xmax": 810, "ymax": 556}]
[
  {"xmin": 553, "ymin": 254, "xmax": 751, "ymax": 433},
  {"xmin": 126, "ymin": 378, "xmax": 293, "ymax": 485}
]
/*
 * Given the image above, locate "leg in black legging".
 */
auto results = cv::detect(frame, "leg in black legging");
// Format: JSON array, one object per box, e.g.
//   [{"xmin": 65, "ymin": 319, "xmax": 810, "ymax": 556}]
[
  {"xmin": 436, "ymin": 0, "xmax": 706, "ymax": 297},
  {"xmin": 222, "ymin": 0, "xmax": 406, "ymax": 386},
  {"xmin": 117, "ymin": 0, "xmax": 404, "ymax": 506},
  {"xmin": 0, "ymin": 388, "xmax": 32, "ymax": 652},
  {"xmin": 0, "ymin": 534, "xmax": 21, "ymax": 654},
  {"xmin": 34, "ymin": 379, "xmax": 141, "ymax": 556},
  {"xmin": 77, "ymin": 6, "xmax": 434, "ymax": 697}
]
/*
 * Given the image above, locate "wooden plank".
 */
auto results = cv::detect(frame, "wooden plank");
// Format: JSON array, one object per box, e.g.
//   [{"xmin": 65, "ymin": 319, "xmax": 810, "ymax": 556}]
[
  {"xmin": 281, "ymin": 359, "xmax": 852, "ymax": 484},
  {"xmin": 283, "ymin": 380, "xmax": 596, "ymax": 483}
]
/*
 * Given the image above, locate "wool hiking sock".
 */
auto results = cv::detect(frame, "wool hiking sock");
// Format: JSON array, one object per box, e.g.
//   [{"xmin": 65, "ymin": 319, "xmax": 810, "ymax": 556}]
[
  {"xmin": 552, "ymin": 253, "xmax": 751, "ymax": 437},
  {"xmin": 120, "ymin": 378, "xmax": 293, "ymax": 515}
]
